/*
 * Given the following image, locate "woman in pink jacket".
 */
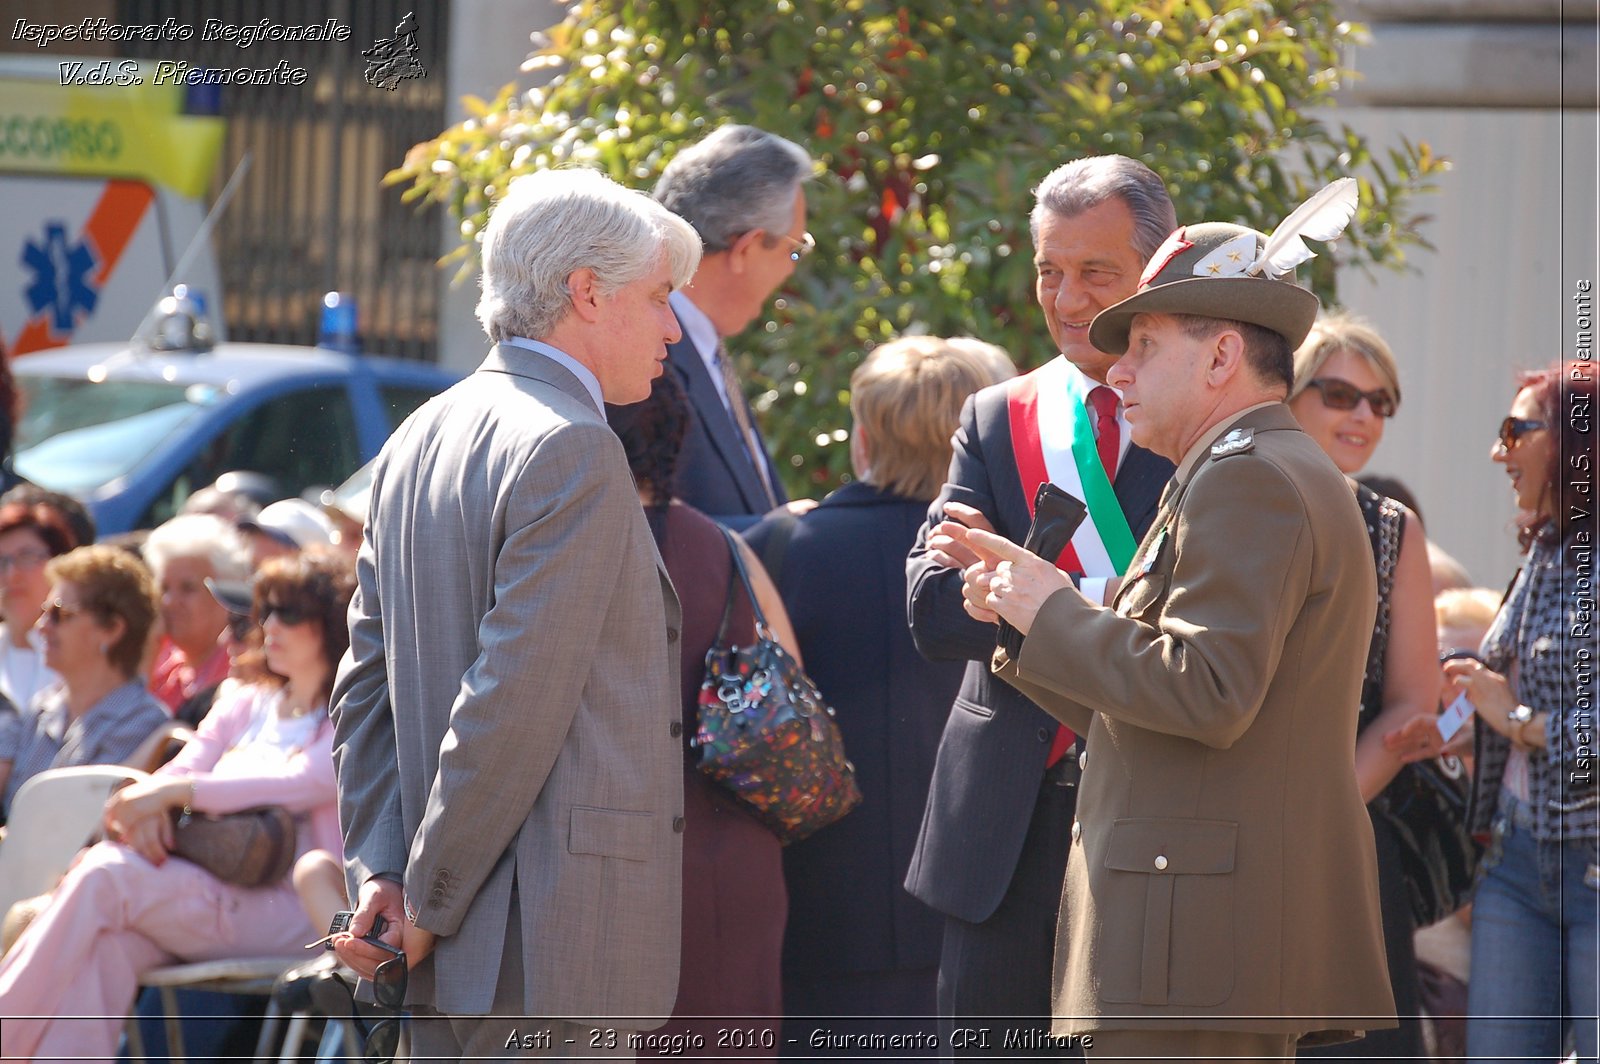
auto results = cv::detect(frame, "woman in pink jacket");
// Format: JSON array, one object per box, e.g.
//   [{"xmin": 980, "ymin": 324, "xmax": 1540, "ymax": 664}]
[{"xmin": 0, "ymin": 551, "xmax": 354, "ymax": 1062}]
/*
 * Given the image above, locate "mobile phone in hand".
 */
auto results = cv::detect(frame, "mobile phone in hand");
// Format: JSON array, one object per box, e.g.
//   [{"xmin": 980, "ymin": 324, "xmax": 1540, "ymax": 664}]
[{"xmin": 324, "ymin": 910, "xmax": 387, "ymax": 951}]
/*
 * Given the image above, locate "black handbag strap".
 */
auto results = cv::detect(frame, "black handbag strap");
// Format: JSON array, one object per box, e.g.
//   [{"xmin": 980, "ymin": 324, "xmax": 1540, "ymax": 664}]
[{"xmin": 714, "ymin": 525, "xmax": 769, "ymax": 645}]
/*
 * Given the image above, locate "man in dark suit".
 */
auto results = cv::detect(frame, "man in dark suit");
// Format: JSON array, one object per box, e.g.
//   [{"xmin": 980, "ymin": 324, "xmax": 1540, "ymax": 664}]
[
  {"xmin": 613, "ymin": 124, "xmax": 815, "ymax": 530},
  {"xmin": 904, "ymin": 156, "xmax": 1177, "ymax": 1054}
]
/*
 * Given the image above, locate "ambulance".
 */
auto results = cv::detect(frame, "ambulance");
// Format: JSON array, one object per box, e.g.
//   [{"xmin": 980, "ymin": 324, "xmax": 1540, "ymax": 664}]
[{"xmin": 0, "ymin": 55, "xmax": 226, "ymax": 356}]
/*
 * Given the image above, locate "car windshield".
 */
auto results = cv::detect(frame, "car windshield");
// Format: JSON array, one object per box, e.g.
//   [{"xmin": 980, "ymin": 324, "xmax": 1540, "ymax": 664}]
[{"xmin": 12, "ymin": 375, "xmax": 222, "ymax": 494}]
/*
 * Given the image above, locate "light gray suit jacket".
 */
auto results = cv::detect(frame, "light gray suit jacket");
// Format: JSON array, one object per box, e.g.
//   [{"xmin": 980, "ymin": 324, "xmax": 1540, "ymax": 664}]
[{"xmin": 331, "ymin": 343, "xmax": 685, "ymax": 1021}]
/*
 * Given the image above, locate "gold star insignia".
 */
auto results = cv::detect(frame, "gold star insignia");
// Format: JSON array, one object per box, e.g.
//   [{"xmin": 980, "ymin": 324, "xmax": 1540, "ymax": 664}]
[
  {"xmin": 1226, "ymin": 250, "xmax": 1242, "ymax": 262},
  {"xmin": 1206, "ymin": 263, "xmax": 1222, "ymax": 274}
]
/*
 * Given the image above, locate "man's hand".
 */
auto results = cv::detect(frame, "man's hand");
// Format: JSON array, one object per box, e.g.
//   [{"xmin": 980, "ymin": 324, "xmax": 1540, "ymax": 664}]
[
  {"xmin": 926, "ymin": 502, "xmax": 996, "ymax": 572},
  {"xmin": 782, "ymin": 498, "xmax": 819, "ymax": 516},
  {"xmin": 333, "ymin": 877, "xmax": 435, "ymax": 979},
  {"xmin": 953, "ymin": 526, "xmax": 1076, "ymax": 635}
]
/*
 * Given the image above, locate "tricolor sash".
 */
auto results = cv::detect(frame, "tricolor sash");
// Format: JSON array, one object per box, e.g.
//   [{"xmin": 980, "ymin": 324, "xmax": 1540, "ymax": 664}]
[{"xmin": 1006, "ymin": 357, "xmax": 1138, "ymax": 576}]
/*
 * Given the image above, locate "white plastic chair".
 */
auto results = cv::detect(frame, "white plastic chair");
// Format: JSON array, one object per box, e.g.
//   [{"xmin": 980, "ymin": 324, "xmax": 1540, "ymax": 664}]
[{"xmin": 0, "ymin": 764, "xmax": 140, "ymax": 922}]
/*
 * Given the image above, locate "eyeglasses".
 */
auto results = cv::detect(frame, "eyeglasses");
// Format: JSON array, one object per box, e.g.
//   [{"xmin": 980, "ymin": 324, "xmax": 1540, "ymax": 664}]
[
  {"xmin": 1497, "ymin": 416, "xmax": 1548, "ymax": 449},
  {"xmin": 1305, "ymin": 378, "xmax": 1398, "ymax": 419},
  {"xmin": 262, "ymin": 603, "xmax": 312, "ymax": 627},
  {"xmin": 325, "ymin": 939, "xmax": 407, "ymax": 1063},
  {"xmin": 0, "ymin": 549, "xmax": 50, "ymax": 574},
  {"xmin": 777, "ymin": 230, "xmax": 815, "ymax": 263},
  {"xmin": 44, "ymin": 600, "xmax": 90, "ymax": 625}
]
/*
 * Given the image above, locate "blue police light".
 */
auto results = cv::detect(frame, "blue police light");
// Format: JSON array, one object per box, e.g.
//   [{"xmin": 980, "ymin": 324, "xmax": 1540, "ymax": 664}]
[{"xmin": 318, "ymin": 292, "xmax": 362, "ymax": 354}]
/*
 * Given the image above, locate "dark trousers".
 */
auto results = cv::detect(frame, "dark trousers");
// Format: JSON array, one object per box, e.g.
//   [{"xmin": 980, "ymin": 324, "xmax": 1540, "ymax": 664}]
[
  {"xmin": 937, "ymin": 774, "xmax": 1079, "ymax": 1060},
  {"xmin": 1301, "ymin": 812, "xmax": 1422, "ymax": 1060}
]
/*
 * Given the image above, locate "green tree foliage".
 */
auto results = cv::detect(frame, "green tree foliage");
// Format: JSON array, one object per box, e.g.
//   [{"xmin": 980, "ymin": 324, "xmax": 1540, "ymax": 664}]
[{"xmin": 393, "ymin": 0, "xmax": 1445, "ymax": 496}]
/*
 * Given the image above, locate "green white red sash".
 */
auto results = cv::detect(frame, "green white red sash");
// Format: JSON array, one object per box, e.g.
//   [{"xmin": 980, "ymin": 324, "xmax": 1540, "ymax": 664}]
[{"xmin": 1005, "ymin": 357, "xmax": 1138, "ymax": 575}]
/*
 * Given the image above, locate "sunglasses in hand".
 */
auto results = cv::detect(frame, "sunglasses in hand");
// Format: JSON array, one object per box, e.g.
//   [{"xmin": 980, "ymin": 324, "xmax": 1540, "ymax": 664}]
[{"xmin": 312, "ymin": 911, "xmax": 408, "ymax": 1063}]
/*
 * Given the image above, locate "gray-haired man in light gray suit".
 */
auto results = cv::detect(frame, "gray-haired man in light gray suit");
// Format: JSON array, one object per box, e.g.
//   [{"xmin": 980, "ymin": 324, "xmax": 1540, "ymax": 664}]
[{"xmin": 329, "ymin": 167, "xmax": 703, "ymax": 1057}]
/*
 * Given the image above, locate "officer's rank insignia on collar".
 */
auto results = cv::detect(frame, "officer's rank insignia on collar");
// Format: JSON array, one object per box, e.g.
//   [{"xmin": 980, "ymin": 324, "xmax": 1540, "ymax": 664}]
[{"xmin": 1210, "ymin": 427, "xmax": 1255, "ymax": 458}]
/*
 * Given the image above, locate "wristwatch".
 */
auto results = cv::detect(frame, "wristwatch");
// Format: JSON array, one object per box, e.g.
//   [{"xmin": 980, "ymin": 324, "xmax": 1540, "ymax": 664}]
[{"xmin": 1509, "ymin": 703, "xmax": 1534, "ymax": 726}]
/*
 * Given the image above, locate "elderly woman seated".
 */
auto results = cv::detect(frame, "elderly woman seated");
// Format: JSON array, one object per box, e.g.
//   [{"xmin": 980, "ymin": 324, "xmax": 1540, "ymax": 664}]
[
  {"xmin": 142, "ymin": 514, "xmax": 253, "ymax": 716},
  {"xmin": 0, "ymin": 551, "xmax": 353, "ymax": 1061},
  {"xmin": 0, "ymin": 545, "xmax": 167, "ymax": 819}
]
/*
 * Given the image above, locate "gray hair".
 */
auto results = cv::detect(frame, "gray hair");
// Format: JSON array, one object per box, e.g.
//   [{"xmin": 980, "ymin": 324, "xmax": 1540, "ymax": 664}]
[
  {"xmin": 1030, "ymin": 156, "xmax": 1176, "ymax": 262},
  {"xmin": 142, "ymin": 513, "xmax": 252, "ymax": 584},
  {"xmin": 654, "ymin": 125, "xmax": 813, "ymax": 252},
  {"xmin": 476, "ymin": 168, "xmax": 703, "ymax": 343}
]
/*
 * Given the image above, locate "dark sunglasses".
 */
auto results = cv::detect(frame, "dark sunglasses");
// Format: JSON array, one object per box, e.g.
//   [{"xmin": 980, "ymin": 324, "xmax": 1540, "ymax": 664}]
[
  {"xmin": 1305, "ymin": 377, "xmax": 1397, "ymax": 419},
  {"xmin": 1497, "ymin": 416, "xmax": 1548, "ymax": 449},
  {"xmin": 261, "ymin": 602, "xmax": 312, "ymax": 627},
  {"xmin": 326, "ymin": 938, "xmax": 407, "ymax": 1063}
]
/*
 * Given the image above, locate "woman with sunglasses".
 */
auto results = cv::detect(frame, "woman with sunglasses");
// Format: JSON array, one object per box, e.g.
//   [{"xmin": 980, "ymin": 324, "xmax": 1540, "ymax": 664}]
[
  {"xmin": 0, "ymin": 552, "xmax": 354, "ymax": 1062},
  {"xmin": 1288, "ymin": 313, "xmax": 1443, "ymax": 1060},
  {"xmin": 1442, "ymin": 362, "xmax": 1597, "ymax": 1062},
  {"xmin": 0, "ymin": 545, "xmax": 167, "ymax": 821}
]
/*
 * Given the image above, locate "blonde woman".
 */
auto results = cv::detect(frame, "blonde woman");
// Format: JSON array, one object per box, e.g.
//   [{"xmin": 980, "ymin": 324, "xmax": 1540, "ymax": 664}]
[
  {"xmin": 746, "ymin": 336, "xmax": 1015, "ymax": 1045},
  {"xmin": 1290, "ymin": 313, "xmax": 1442, "ymax": 1060}
]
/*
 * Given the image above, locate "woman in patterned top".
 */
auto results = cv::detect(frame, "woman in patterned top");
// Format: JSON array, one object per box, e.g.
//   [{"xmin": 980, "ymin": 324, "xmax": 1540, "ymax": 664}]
[
  {"xmin": 1445, "ymin": 361, "xmax": 1598, "ymax": 1062},
  {"xmin": 1289, "ymin": 313, "xmax": 1443, "ymax": 1059}
]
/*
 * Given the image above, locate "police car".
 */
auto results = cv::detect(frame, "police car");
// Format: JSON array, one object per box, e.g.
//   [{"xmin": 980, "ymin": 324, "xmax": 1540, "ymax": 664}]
[{"xmin": 11, "ymin": 295, "xmax": 458, "ymax": 534}]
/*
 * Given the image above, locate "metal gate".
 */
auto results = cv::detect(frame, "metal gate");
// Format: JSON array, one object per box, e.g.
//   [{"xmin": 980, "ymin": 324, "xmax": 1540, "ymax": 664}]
[{"xmin": 116, "ymin": 0, "xmax": 449, "ymax": 361}]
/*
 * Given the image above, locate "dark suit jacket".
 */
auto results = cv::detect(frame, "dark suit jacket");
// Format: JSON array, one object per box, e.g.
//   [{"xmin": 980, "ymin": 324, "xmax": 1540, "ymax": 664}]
[
  {"xmin": 903, "ymin": 369, "xmax": 1173, "ymax": 924},
  {"xmin": 613, "ymin": 321, "xmax": 786, "ymax": 531},
  {"xmin": 746, "ymin": 481, "xmax": 957, "ymax": 979}
]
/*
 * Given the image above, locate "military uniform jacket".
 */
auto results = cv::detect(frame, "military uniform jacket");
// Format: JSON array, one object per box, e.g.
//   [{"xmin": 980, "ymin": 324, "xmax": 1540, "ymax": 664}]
[{"xmin": 997, "ymin": 403, "xmax": 1395, "ymax": 1041}]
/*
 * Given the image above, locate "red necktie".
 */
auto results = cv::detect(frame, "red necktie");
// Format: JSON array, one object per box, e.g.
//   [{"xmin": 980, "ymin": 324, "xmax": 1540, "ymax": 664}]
[
  {"xmin": 1045, "ymin": 386, "xmax": 1122, "ymax": 771},
  {"xmin": 1089, "ymin": 385, "xmax": 1120, "ymax": 481}
]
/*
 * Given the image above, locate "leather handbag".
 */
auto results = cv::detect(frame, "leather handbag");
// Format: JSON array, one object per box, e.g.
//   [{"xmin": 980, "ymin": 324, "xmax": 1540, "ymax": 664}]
[
  {"xmin": 1371, "ymin": 754, "xmax": 1482, "ymax": 928},
  {"xmin": 693, "ymin": 527, "xmax": 862, "ymax": 844},
  {"xmin": 171, "ymin": 805, "xmax": 298, "ymax": 888}
]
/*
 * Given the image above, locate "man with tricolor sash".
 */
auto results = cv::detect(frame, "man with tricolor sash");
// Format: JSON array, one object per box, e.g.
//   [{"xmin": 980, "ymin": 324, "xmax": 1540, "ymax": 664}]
[{"xmin": 904, "ymin": 156, "xmax": 1177, "ymax": 1054}]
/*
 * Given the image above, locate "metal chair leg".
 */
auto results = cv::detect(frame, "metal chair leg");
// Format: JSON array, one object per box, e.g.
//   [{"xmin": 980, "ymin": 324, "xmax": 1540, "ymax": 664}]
[{"xmin": 158, "ymin": 986, "xmax": 186, "ymax": 1063}]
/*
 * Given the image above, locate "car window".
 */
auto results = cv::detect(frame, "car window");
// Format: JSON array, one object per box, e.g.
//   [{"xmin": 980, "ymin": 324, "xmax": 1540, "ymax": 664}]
[
  {"xmin": 12, "ymin": 377, "xmax": 218, "ymax": 493},
  {"xmin": 191, "ymin": 384, "xmax": 362, "ymax": 501},
  {"xmin": 379, "ymin": 384, "xmax": 439, "ymax": 429}
]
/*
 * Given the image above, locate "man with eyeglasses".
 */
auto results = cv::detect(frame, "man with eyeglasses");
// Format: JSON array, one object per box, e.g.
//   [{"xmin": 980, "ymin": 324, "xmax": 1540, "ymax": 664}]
[{"xmin": 610, "ymin": 124, "xmax": 816, "ymax": 530}]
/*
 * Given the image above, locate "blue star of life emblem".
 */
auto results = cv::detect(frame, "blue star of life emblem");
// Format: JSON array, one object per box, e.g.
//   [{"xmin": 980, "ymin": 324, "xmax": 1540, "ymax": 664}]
[{"xmin": 23, "ymin": 222, "xmax": 100, "ymax": 332}]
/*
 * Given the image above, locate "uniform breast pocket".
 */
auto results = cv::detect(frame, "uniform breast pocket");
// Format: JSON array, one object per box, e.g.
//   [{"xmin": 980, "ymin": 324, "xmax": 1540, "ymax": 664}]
[
  {"xmin": 1095, "ymin": 817, "xmax": 1237, "ymax": 1008},
  {"xmin": 1115, "ymin": 572, "xmax": 1168, "ymax": 622}
]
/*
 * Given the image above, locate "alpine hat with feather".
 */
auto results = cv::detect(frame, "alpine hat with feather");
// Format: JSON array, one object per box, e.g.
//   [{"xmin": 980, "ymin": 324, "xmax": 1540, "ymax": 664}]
[{"xmin": 1089, "ymin": 178, "xmax": 1359, "ymax": 355}]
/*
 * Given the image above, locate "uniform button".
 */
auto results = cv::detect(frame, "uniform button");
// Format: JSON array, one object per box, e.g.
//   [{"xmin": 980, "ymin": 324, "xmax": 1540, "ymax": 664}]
[
  {"xmin": 667, "ymin": 627, "xmax": 680, "ymax": 644},
  {"xmin": 1071, "ymin": 821, "xmax": 1081, "ymax": 842},
  {"xmin": 672, "ymin": 817, "xmax": 686, "ymax": 833},
  {"xmin": 1037, "ymin": 728, "xmax": 1051, "ymax": 743},
  {"xmin": 1078, "ymin": 750, "xmax": 1088, "ymax": 771},
  {"xmin": 1154, "ymin": 855, "xmax": 1169, "ymax": 871},
  {"xmin": 669, "ymin": 721, "xmax": 684, "ymax": 738}
]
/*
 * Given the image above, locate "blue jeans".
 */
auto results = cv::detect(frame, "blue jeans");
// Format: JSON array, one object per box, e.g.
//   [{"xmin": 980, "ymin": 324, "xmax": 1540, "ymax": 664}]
[{"xmin": 1467, "ymin": 795, "xmax": 1600, "ymax": 1062}]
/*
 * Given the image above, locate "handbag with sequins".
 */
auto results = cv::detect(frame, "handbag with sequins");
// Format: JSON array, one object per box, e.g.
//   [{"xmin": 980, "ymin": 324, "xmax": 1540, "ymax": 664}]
[{"xmin": 693, "ymin": 527, "xmax": 861, "ymax": 844}]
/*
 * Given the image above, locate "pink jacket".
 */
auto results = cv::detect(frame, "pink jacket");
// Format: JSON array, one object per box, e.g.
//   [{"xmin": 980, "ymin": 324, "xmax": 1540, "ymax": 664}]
[{"xmin": 157, "ymin": 681, "xmax": 343, "ymax": 863}]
